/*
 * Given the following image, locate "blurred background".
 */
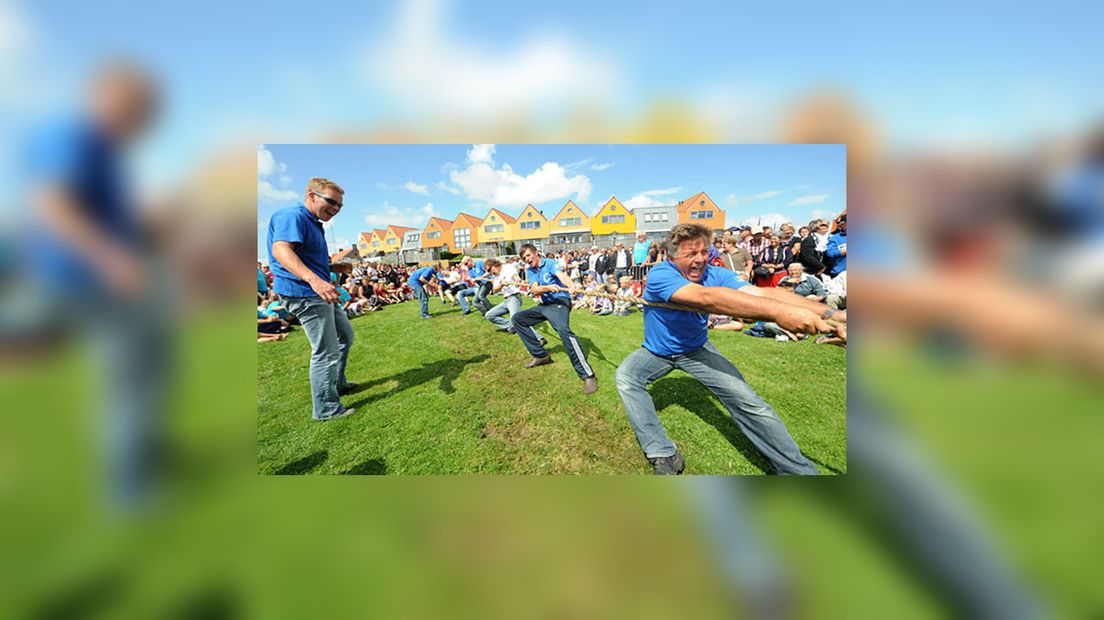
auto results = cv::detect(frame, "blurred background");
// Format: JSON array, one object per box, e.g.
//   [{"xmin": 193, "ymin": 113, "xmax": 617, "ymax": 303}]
[{"xmin": 1, "ymin": 0, "xmax": 1101, "ymax": 617}]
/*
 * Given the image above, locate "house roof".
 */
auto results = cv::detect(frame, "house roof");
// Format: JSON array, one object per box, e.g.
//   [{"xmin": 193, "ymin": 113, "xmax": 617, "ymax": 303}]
[
  {"xmin": 516, "ymin": 204, "xmax": 547, "ymax": 220},
  {"xmin": 677, "ymin": 191, "xmax": 719, "ymax": 213},
  {"xmin": 387, "ymin": 225, "xmax": 416, "ymax": 236},
  {"xmin": 453, "ymin": 212, "xmax": 484, "ymax": 227},
  {"xmin": 330, "ymin": 246, "xmax": 359, "ymax": 263},
  {"xmin": 483, "ymin": 208, "xmax": 516, "ymax": 224},
  {"xmin": 551, "ymin": 200, "xmax": 588, "ymax": 222},
  {"xmin": 426, "ymin": 217, "xmax": 454, "ymax": 231},
  {"xmin": 593, "ymin": 196, "xmax": 623, "ymax": 217}
]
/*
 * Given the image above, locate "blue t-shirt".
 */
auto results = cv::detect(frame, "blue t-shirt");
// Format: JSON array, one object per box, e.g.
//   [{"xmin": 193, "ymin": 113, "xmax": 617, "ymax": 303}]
[
  {"xmin": 265, "ymin": 301, "xmax": 289, "ymax": 320},
  {"xmin": 642, "ymin": 260, "xmax": 747, "ymax": 356},
  {"xmin": 257, "ymin": 267, "xmax": 268, "ymax": 292},
  {"xmin": 26, "ymin": 118, "xmax": 135, "ymax": 293},
  {"xmin": 633, "ymin": 239, "xmax": 652, "ymax": 264},
  {"xmin": 526, "ymin": 258, "xmax": 571, "ymax": 305},
  {"xmin": 337, "ymin": 286, "xmax": 351, "ymax": 304},
  {"xmin": 469, "ymin": 260, "xmax": 485, "ymax": 279},
  {"xmin": 267, "ymin": 205, "xmax": 330, "ymax": 297},
  {"xmin": 407, "ymin": 266, "xmax": 437, "ymax": 287}
]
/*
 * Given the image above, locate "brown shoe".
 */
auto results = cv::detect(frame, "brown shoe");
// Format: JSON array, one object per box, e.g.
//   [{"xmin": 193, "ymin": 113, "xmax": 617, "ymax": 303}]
[
  {"xmin": 582, "ymin": 376, "xmax": 598, "ymax": 395},
  {"xmin": 524, "ymin": 355, "xmax": 553, "ymax": 369}
]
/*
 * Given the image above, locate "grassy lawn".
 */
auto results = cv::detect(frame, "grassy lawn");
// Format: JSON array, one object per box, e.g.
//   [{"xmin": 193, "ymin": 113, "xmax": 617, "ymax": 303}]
[{"xmin": 257, "ymin": 295, "xmax": 847, "ymax": 474}]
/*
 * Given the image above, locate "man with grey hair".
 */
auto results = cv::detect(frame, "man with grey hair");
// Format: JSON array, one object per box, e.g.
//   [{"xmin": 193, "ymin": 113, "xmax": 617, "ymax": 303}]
[{"xmin": 615, "ymin": 223, "xmax": 846, "ymax": 474}]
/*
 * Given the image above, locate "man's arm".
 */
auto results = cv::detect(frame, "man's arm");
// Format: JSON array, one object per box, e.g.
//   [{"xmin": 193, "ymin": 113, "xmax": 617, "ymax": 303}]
[
  {"xmin": 670, "ymin": 284, "xmax": 833, "ymax": 334},
  {"xmin": 740, "ymin": 284, "xmax": 842, "ymax": 319},
  {"xmin": 270, "ymin": 240, "xmax": 339, "ymax": 303},
  {"xmin": 37, "ymin": 186, "xmax": 144, "ymax": 296}
]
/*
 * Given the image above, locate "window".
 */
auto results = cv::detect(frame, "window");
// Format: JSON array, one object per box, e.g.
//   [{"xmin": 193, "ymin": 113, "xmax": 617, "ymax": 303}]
[
  {"xmin": 485, "ymin": 224, "xmax": 504, "ymax": 233},
  {"xmin": 406, "ymin": 233, "xmax": 420, "ymax": 244},
  {"xmin": 489, "ymin": 215, "xmax": 496, "ymax": 221},
  {"xmin": 661, "ymin": 212, "xmax": 669, "ymax": 222},
  {"xmin": 559, "ymin": 217, "xmax": 581, "ymax": 227},
  {"xmin": 601, "ymin": 215, "xmax": 625, "ymax": 224},
  {"xmin": 700, "ymin": 199, "xmax": 706, "ymax": 206},
  {"xmin": 643, "ymin": 213, "xmax": 652, "ymax": 223},
  {"xmin": 427, "ymin": 231, "xmax": 441, "ymax": 239},
  {"xmin": 372, "ymin": 240, "xmax": 380, "ymax": 247},
  {"xmin": 609, "ymin": 205, "xmax": 617, "ymax": 211},
  {"xmin": 690, "ymin": 210, "xmax": 713, "ymax": 220},
  {"xmin": 520, "ymin": 220, "xmax": 541, "ymax": 230},
  {"xmin": 453, "ymin": 227, "xmax": 471, "ymax": 249}
]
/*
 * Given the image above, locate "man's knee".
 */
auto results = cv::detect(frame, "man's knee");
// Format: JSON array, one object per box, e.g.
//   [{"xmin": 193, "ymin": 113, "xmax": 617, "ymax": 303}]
[{"xmin": 615, "ymin": 363, "xmax": 644, "ymax": 393}]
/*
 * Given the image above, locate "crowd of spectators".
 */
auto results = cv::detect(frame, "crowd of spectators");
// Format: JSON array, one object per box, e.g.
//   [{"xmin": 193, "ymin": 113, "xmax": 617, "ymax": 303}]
[{"xmin": 258, "ymin": 212, "xmax": 846, "ymax": 345}]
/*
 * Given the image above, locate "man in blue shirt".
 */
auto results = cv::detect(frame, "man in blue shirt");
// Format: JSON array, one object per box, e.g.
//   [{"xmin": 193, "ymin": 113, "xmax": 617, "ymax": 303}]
[
  {"xmin": 268, "ymin": 177, "xmax": 358, "ymax": 421},
  {"xmin": 614, "ymin": 224, "xmax": 846, "ymax": 474},
  {"xmin": 512, "ymin": 244, "xmax": 598, "ymax": 395},
  {"xmin": 825, "ymin": 213, "xmax": 847, "ymax": 276},
  {"xmin": 406, "ymin": 264, "xmax": 439, "ymax": 318}
]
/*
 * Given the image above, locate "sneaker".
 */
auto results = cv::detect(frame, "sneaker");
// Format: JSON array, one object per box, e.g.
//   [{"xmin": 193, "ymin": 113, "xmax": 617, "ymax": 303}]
[
  {"xmin": 648, "ymin": 451, "xmax": 685, "ymax": 475},
  {"xmin": 582, "ymin": 376, "xmax": 598, "ymax": 395},
  {"xmin": 524, "ymin": 355, "xmax": 553, "ymax": 369},
  {"xmin": 338, "ymin": 382, "xmax": 359, "ymax": 396},
  {"xmin": 318, "ymin": 407, "xmax": 358, "ymax": 422}
]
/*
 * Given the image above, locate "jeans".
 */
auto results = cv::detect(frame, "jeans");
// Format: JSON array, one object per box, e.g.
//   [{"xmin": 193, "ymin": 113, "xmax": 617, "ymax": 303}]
[
  {"xmin": 485, "ymin": 294, "xmax": 541, "ymax": 338},
  {"xmin": 614, "ymin": 341, "xmax": 817, "ymax": 474},
  {"xmin": 412, "ymin": 283, "xmax": 431, "ymax": 318},
  {"xmin": 474, "ymin": 280, "xmax": 494, "ymax": 314},
  {"xmin": 282, "ymin": 296, "xmax": 355, "ymax": 420},
  {"xmin": 512, "ymin": 300, "xmax": 595, "ymax": 380},
  {"xmin": 456, "ymin": 286, "xmax": 476, "ymax": 313},
  {"xmin": 614, "ymin": 267, "xmax": 629, "ymax": 282}
]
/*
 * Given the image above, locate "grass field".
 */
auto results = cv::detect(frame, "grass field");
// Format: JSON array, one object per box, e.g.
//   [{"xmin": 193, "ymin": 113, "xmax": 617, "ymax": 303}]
[{"xmin": 257, "ymin": 295, "xmax": 847, "ymax": 475}]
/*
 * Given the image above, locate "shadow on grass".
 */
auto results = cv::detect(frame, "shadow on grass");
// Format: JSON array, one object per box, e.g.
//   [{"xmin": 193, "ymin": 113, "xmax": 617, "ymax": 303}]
[
  {"xmin": 348, "ymin": 354, "xmax": 491, "ymax": 409},
  {"xmin": 272, "ymin": 450, "xmax": 328, "ymax": 475},
  {"xmin": 342, "ymin": 458, "xmax": 387, "ymax": 475},
  {"xmin": 574, "ymin": 333, "xmax": 609, "ymax": 367},
  {"xmin": 651, "ymin": 376, "xmax": 773, "ymax": 474}
]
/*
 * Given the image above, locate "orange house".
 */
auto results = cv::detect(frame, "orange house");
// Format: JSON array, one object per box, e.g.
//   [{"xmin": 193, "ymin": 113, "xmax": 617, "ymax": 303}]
[
  {"xmin": 513, "ymin": 203, "xmax": 549, "ymax": 245},
  {"xmin": 479, "ymin": 208, "xmax": 516, "ymax": 245},
  {"xmin": 676, "ymin": 191, "xmax": 725, "ymax": 230},
  {"xmin": 450, "ymin": 212, "xmax": 483, "ymax": 253},
  {"xmin": 422, "ymin": 217, "xmax": 453, "ymax": 253}
]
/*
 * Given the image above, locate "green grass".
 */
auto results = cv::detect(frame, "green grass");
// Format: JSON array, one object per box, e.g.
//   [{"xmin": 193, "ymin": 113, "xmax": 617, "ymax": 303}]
[{"xmin": 257, "ymin": 296, "xmax": 847, "ymax": 474}]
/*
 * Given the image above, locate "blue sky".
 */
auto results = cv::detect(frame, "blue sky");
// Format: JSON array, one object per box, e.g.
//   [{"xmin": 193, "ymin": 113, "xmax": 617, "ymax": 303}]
[{"xmin": 257, "ymin": 144, "xmax": 845, "ymax": 259}]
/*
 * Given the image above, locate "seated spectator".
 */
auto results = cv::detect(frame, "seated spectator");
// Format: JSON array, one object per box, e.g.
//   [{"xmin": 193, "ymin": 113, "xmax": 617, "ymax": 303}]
[
  {"xmin": 761, "ymin": 321, "xmax": 805, "ymax": 341},
  {"xmin": 614, "ymin": 276, "xmax": 635, "ymax": 316},
  {"xmin": 590, "ymin": 286, "xmax": 614, "ymax": 316},
  {"xmin": 779, "ymin": 263, "xmax": 827, "ymax": 302},
  {"xmin": 755, "ymin": 235, "xmax": 792, "ymax": 287},
  {"xmin": 707, "ymin": 314, "xmax": 745, "ymax": 331},
  {"xmin": 264, "ymin": 290, "xmax": 293, "ymax": 322},
  {"xmin": 825, "ymin": 270, "xmax": 847, "ymax": 310}
]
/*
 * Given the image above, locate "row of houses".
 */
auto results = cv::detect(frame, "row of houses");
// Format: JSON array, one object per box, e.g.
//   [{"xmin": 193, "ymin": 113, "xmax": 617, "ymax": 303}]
[{"xmin": 354, "ymin": 191, "xmax": 725, "ymax": 263}]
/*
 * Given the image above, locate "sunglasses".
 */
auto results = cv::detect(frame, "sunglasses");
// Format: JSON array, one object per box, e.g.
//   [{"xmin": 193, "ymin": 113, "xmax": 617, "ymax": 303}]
[{"xmin": 310, "ymin": 191, "xmax": 343, "ymax": 208}]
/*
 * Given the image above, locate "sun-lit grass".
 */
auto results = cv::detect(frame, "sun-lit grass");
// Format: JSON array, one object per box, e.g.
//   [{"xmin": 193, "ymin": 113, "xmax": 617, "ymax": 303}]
[{"xmin": 257, "ymin": 295, "xmax": 846, "ymax": 475}]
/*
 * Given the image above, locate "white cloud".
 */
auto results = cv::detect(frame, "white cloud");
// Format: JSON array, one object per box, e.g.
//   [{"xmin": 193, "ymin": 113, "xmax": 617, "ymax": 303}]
[
  {"xmin": 809, "ymin": 208, "xmax": 840, "ymax": 223},
  {"xmin": 363, "ymin": 0, "xmax": 619, "ymax": 116},
  {"xmin": 364, "ymin": 201, "xmax": 439, "ymax": 229},
  {"xmin": 467, "ymin": 144, "xmax": 495, "ymax": 164},
  {"xmin": 448, "ymin": 147, "xmax": 592, "ymax": 210},
  {"xmin": 738, "ymin": 212, "xmax": 790, "ymax": 230},
  {"xmin": 258, "ymin": 180, "xmax": 298, "ymax": 203},
  {"xmin": 335, "ymin": 237, "xmax": 351, "ymax": 249},
  {"xmin": 590, "ymin": 162, "xmax": 615, "ymax": 171},
  {"xmin": 622, "ymin": 187, "xmax": 682, "ymax": 212},
  {"xmin": 790, "ymin": 194, "xmax": 829, "ymax": 206},
  {"xmin": 258, "ymin": 145, "xmax": 276, "ymax": 176},
  {"xmin": 726, "ymin": 190, "xmax": 783, "ymax": 207},
  {"xmin": 435, "ymin": 181, "xmax": 460, "ymax": 195},
  {"xmin": 403, "ymin": 181, "xmax": 429, "ymax": 195}
]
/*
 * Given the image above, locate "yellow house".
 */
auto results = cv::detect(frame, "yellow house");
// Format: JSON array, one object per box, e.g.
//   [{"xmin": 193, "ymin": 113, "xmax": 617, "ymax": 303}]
[
  {"xmin": 549, "ymin": 200, "xmax": 591, "ymax": 236},
  {"xmin": 590, "ymin": 196, "xmax": 636, "ymax": 236},
  {"xmin": 479, "ymin": 208, "xmax": 516, "ymax": 245},
  {"xmin": 422, "ymin": 217, "xmax": 453, "ymax": 252},
  {"xmin": 513, "ymin": 203, "xmax": 549, "ymax": 242},
  {"xmin": 357, "ymin": 232, "xmax": 373, "ymax": 256},
  {"xmin": 385, "ymin": 225, "xmax": 414, "ymax": 253},
  {"xmin": 676, "ymin": 191, "xmax": 725, "ymax": 230},
  {"xmin": 368, "ymin": 229, "xmax": 388, "ymax": 253},
  {"xmin": 450, "ymin": 212, "xmax": 483, "ymax": 253}
]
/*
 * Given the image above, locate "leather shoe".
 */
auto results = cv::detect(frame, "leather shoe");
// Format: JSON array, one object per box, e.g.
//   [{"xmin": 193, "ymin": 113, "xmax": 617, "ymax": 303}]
[
  {"xmin": 524, "ymin": 355, "xmax": 553, "ymax": 369},
  {"xmin": 582, "ymin": 376, "xmax": 598, "ymax": 395},
  {"xmin": 338, "ymin": 382, "xmax": 359, "ymax": 396}
]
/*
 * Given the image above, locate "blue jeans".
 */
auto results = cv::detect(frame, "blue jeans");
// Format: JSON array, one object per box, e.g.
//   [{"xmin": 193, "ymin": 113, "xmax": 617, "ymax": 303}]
[
  {"xmin": 412, "ymin": 283, "xmax": 431, "ymax": 318},
  {"xmin": 485, "ymin": 295, "xmax": 541, "ymax": 339},
  {"xmin": 614, "ymin": 341, "xmax": 817, "ymax": 474},
  {"xmin": 512, "ymin": 300, "xmax": 595, "ymax": 380},
  {"xmin": 456, "ymin": 286, "xmax": 476, "ymax": 313},
  {"xmin": 282, "ymin": 296, "xmax": 355, "ymax": 420}
]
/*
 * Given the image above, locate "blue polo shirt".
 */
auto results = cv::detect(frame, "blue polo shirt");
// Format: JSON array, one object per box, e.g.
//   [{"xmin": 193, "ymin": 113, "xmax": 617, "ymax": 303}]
[
  {"xmin": 642, "ymin": 260, "xmax": 747, "ymax": 356},
  {"xmin": 27, "ymin": 118, "xmax": 136, "ymax": 293},
  {"xmin": 267, "ymin": 205, "xmax": 330, "ymax": 297},
  {"xmin": 525, "ymin": 258, "xmax": 571, "ymax": 305},
  {"xmin": 407, "ymin": 266, "xmax": 437, "ymax": 287},
  {"xmin": 470, "ymin": 260, "xmax": 485, "ymax": 279}
]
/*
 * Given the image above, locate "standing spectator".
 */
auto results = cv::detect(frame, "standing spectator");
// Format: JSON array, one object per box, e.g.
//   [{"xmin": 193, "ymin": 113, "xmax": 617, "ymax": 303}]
[
  {"xmin": 746, "ymin": 231, "xmax": 768, "ymax": 263},
  {"xmin": 268, "ymin": 177, "xmax": 358, "ymax": 421},
  {"xmin": 632, "ymin": 231, "xmax": 652, "ymax": 277},
  {"xmin": 613, "ymin": 242, "xmax": 633, "ymax": 281},
  {"xmin": 797, "ymin": 221, "xmax": 828, "ymax": 275},
  {"xmin": 734, "ymin": 226, "xmax": 754, "ymax": 253},
  {"xmin": 595, "ymin": 248, "xmax": 612, "ymax": 280},
  {"xmin": 755, "ymin": 235, "xmax": 792, "ymax": 287},
  {"xmin": 825, "ymin": 213, "xmax": 847, "ymax": 277},
  {"xmin": 718, "ymin": 235, "xmax": 753, "ymax": 281},
  {"xmin": 586, "ymin": 246, "xmax": 601, "ymax": 280}
]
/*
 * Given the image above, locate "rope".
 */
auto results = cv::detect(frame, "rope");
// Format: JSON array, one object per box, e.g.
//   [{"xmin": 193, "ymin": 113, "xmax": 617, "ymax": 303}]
[{"xmin": 521, "ymin": 283, "xmax": 847, "ymax": 341}]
